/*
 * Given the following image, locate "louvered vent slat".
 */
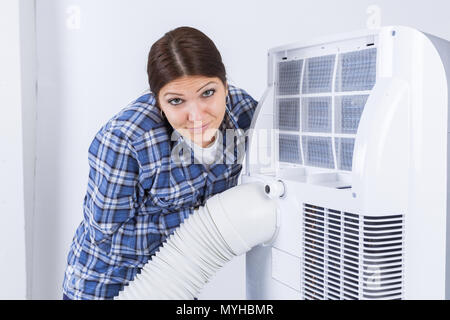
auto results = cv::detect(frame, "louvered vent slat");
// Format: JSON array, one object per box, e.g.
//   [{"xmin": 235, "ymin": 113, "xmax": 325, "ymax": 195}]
[{"xmin": 301, "ymin": 203, "xmax": 404, "ymax": 300}]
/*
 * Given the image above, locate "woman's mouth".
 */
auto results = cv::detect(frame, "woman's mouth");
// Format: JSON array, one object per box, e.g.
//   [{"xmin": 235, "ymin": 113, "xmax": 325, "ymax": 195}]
[{"xmin": 188, "ymin": 122, "xmax": 210, "ymax": 133}]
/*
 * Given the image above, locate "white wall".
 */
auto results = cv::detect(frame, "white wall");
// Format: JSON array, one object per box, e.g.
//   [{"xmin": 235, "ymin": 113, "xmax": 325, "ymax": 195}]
[
  {"xmin": 0, "ymin": 0, "xmax": 36, "ymax": 299},
  {"xmin": 19, "ymin": 0, "xmax": 38, "ymax": 300},
  {"xmin": 24, "ymin": 0, "xmax": 450, "ymax": 299}
]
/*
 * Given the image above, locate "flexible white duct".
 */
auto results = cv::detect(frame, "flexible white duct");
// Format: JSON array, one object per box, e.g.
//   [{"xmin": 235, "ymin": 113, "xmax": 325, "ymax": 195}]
[{"xmin": 115, "ymin": 182, "xmax": 280, "ymax": 300}]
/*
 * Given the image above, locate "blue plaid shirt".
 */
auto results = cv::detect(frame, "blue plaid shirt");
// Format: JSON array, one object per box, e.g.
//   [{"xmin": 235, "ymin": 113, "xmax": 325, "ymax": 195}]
[{"xmin": 62, "ymin": 84, "xmax": 258, "ymax": 299}]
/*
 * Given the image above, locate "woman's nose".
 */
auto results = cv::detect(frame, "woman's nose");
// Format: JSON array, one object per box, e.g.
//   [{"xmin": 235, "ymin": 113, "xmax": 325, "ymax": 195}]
[{"xmin": 187, "ymin": 103, "xmax": 205, "ymax": 122}]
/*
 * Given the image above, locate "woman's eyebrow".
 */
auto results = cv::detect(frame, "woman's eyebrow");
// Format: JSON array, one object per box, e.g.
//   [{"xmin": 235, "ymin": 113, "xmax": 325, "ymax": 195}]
[
  {"xmin": 164, "ymin": 81, "xmax": 217, "ymax": 97},
  {"xmin": 164, "ymin": 92, "xmax": 182, "ymax": 97},
  {"xmin": 196, "ymin": 81, "xmax": 216, "ymax": 92}
]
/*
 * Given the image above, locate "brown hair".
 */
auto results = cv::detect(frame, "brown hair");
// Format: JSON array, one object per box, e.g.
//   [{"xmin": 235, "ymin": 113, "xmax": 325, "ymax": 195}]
[{"xmin": 147, "ymin": 26, "xmax": 227, "ymax": 108}]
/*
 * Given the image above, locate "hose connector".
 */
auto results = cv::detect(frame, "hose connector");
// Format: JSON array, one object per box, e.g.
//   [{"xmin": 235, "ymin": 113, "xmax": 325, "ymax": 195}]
[{"xmin": 264, "ymin": 180, "xmax": 286, "ymax": 199}]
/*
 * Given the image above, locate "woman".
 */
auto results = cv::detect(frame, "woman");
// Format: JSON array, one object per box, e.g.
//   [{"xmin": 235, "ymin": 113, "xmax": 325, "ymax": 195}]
[{"xmin": 62, "ymin": 26, "xmax": 258, "ymax": 300}]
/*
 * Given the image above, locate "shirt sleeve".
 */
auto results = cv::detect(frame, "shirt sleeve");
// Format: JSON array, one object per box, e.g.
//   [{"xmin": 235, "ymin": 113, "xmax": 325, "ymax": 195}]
[
  {"xmin": 83, "ymin": 128, "xmax": 142, "ymax": 248},
  {"xmin": 228, "ymin": 86, "xmax": 259, "ymax": 131}
]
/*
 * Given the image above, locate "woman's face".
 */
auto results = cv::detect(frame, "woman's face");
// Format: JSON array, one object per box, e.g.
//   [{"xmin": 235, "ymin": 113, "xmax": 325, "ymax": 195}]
[{"xmin": 158, "ymin": 75, "xmax": 228, "ymax": 147}]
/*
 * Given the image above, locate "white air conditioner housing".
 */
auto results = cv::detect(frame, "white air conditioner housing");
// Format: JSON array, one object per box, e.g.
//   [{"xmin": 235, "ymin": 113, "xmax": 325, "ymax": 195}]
[{"xmin": 244, "ymin": 26, "xmax": 450, "ymax": 299}]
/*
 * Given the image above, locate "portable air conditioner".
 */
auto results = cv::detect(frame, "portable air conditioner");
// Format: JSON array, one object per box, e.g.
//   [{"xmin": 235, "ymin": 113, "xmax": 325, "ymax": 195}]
[{"xmin": 244, "ymin": 26, "xmax": 450, "ymax": 300}]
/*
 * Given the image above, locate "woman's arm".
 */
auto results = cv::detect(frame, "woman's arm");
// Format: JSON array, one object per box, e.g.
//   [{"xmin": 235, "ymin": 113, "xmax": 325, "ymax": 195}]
[{"xmin": 83, "ymin": 128, "xmax": 142, "ymax": 252}]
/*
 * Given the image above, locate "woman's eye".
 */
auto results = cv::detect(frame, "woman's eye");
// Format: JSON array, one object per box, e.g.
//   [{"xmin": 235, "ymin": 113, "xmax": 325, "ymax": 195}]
[
  {"xmin": 168, "ymin": 98, "xmax": 183, "ymax": 105},
  {"xmin": 202, "ymin": 89, "xmax": 215, "ymax": 97}
]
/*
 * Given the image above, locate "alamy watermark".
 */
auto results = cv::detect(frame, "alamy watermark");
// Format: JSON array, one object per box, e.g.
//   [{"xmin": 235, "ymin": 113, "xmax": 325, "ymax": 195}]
[{"xmin": 170, "ymin": 128, "xmax": 276, "ymax": 167}]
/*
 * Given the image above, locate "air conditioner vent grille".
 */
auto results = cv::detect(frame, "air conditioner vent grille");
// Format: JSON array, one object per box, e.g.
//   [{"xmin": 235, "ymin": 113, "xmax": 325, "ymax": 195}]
[
  {"xmin": 276, "ymin": 48, "xmax": 377, "ymax": 172},
  {"xmin": 301, "ymin": 203, "xmax": 404, "ymax": 300}
]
